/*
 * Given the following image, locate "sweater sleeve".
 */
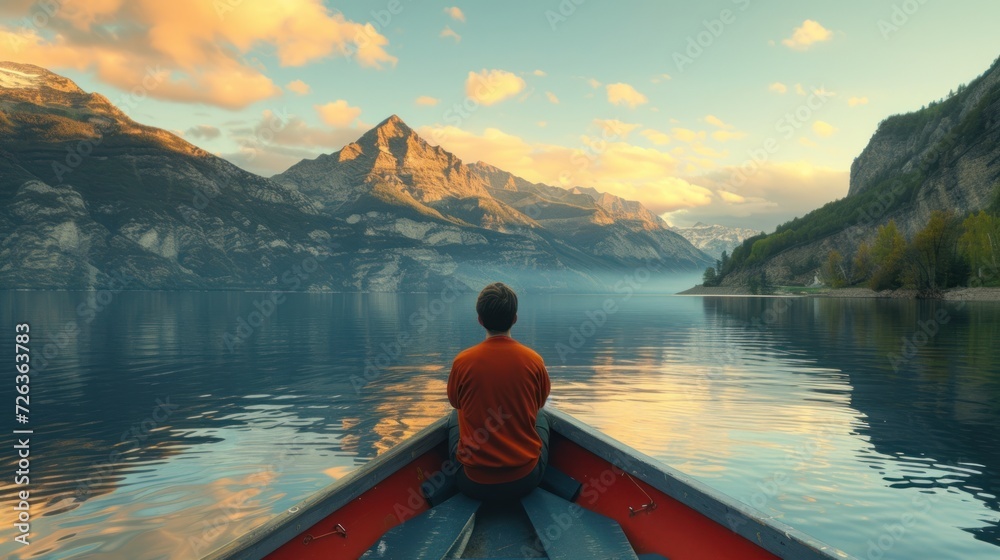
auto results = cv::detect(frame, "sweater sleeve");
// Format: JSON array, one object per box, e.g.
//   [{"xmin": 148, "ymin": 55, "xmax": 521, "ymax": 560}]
[
  {"xmin": 447, "ymin": 360, "xmax": 461, "ymax": 410},
  {"xmin": 538, "ymin": 361, "xmax": 551, "ymax": 408}
]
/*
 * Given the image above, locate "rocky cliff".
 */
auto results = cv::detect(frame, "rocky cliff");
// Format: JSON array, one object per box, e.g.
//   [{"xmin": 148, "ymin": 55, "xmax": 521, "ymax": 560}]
[{"xmin": 724, "ymin": 55, "xmax": 1000, "ymax": 286}]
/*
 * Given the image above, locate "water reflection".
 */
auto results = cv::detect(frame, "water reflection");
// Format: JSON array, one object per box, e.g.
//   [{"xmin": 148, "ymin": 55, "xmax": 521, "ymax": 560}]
[
  {"xmin": 703, "ymin": 296, "xmax": 1000, "ymax": 550},
  {"xmin": 0, "ymin": 292, "xmax": 996, "ymax": 559}
]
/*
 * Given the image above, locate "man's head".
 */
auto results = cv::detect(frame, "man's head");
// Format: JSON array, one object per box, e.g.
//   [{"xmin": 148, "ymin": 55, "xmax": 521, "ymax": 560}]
[{"xmin": 476, "ymin": 282, "xmax": 518, "ymax": 334}]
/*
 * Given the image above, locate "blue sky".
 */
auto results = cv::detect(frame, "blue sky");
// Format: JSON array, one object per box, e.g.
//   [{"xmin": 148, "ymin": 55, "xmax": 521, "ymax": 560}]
[{"xmin": 2, "ymin": 0, "xmax": 999, "ymax": 230}]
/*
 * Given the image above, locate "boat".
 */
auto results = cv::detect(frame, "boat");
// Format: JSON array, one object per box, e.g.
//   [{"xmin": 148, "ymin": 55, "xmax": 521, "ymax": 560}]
[{"xmin": 205, "ymin": 408, "xmax": 855, "ymax": 559}]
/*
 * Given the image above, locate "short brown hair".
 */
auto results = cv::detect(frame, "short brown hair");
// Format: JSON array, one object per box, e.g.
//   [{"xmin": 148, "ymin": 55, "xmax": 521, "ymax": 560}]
[{"xmin": 476, "ymin": 282, "xmax": 517, "ymax": 333}]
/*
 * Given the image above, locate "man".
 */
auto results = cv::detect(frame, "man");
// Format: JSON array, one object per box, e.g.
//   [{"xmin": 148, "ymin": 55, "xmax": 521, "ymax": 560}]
[{"xmin": 447, "ymin": 282, "xmax": 551, "ymax": 501}]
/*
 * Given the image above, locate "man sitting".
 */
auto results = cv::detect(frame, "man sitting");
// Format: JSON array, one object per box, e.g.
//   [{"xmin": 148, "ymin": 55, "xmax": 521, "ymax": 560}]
[{"xmin": 447, "ymin": 282, "xmax": 551, "ymax": 500}]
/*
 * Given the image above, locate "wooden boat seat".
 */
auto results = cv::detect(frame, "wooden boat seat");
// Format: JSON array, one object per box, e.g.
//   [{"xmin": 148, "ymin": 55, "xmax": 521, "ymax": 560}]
[
  {"xmin": 360, "ymin": 493, "xmax": 481, "ymax": 559},
  {"xmin": 521, "ymin": 488, "xmax": 640, "ymax": 560}
]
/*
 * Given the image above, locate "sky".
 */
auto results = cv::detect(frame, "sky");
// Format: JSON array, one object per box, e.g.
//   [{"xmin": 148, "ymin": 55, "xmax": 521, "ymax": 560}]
[{"xmin": 2, "ymin": 1, "xmax": 999, "ymax": 231}]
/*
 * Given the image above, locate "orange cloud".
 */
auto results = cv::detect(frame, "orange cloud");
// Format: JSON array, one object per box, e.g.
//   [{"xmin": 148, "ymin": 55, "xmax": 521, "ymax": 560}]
[
  {"xmin": 0, "ymin": 0, "xmax": 396, "ymax": 109},
  {"xmin": 606, "ymin": 82, "xmax": 648, "ymax": 108},
  {"xmin": 415, "ymin": 95, "xmax": 440, "ymax": 106},
  {"xmin": 315, "ymin": 100, "xmax": 362, "ymax": 128},
  {"xmin": 782, "ymin": 20, "xmax": 833, "ymax": 50},
  {"xmin": 672, "ymin": 128, "xmax": 707, "ymax": 143},
  {"xmin": 848, "ymin": 96, "xmax": 870, "ymax": 107},
  {"xmin": 812, "ymin": 120, "xmax": 837, "ymax": 137},
  {"xmin": 769, "ymin": 82, "xmax": 788, "ymax": 94},
  {"xmin": 640, "ymin": 129, "xmax": 671, "ymax": 146},
  {"xmin": 440, "ymin": 25, "xmax": 461, "ymax": 42},
  {"xmin": 593, "ymin": 119, "xmax": 640, "ymax": 139},
  {"xmin": 444, "ymin": 7, "xmax": 465, "ymax": 22},
  {"xmin": 546, "ymin": 91, "xmax": 560, "ymax": 104},
  {"xmin": 418, "ymin": 125, "xmax": 714, "ymax": 214},
  {"xmin": 465, "ymin": 69, "xmax": 526, "ymax": 106},
  {"xmin": 286, "ymin": 79, "xmax": 310, "ymax": 95},
  {"xmin": 712, "ymin": 130, "xmax": 747, "ymax": 142},
  {"xmin": 679, "ymin": 161, "xmax": 849, "ymax": 227}
]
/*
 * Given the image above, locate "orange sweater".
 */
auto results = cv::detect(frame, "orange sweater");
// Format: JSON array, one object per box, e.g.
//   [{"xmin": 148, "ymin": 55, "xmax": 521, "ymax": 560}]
[{"xmin": 447, "ymin": 336, "xmax": 551, "ymax": 484}]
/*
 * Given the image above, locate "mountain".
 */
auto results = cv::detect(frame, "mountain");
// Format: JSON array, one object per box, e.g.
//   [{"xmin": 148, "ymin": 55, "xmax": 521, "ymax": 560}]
[
  {"xmin": 669, "ymin": 222, "xmax": 761, "ymax": 260},
  {"xmin": 717, "ymin": 55, "xmax": 1000, "ymax": 286},
  {"xmin": 0, "ymin": 62, "xmax": 347, "ymax": 290},
  {"xmin": 271, "ymin": 114, "xmax": 712, "ymax": 279},
  {"xmin": 0, "ymin": 62, "xmax": 711, "ymax": 291}
]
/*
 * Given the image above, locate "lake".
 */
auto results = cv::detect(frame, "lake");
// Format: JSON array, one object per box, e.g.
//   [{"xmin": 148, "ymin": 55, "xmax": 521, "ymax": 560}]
[{"xmin": 1, "ymin": 287, "xmax": 998, "ymax": 559}]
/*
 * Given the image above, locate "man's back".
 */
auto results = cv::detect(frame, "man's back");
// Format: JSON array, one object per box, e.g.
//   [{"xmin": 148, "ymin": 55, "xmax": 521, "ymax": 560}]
[{"xmin": 448, "ymin": 335, "xmax": 550, "ymax": 484}]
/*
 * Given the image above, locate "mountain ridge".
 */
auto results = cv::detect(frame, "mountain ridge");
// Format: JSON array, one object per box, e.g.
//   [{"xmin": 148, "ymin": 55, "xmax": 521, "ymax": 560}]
[{"xmin": 0, "ymin": 61, "xmax": 711, "ymax": 291}]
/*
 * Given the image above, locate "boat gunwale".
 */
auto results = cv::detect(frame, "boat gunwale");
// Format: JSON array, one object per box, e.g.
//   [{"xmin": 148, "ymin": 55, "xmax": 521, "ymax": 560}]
[
  {"xmin": 202, "ymin": 416, "xmax": 449, "ymax": 560},
  {"xmin": 545, "ymin": 407, "xmax": 857, "ymax": 560},
  {"xmin": 204, "ymin": 408, "xmax": 858, "ymax": 560}
]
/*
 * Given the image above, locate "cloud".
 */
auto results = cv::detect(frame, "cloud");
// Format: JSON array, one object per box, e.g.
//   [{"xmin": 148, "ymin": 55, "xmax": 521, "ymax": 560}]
[
  {"xmin": 0, "ymin": 0, "xmax": 397, "ymax": 109},
  {"xmin": 717, "ymin": 190, "xmax": 746, "ymax": 203},
  {"xmin": 848, "ymin": 96, "xmax": 870, "ymax": 107},
  {"xmin": 711, "ymin": 130, "xmax": 747, "ymax": 142},
  {"xmin": 537, "ymin": 121, "xmax": 548, "ymax": 127},
  {"xmin": 672, "ymin": 128, "xmax": 706, "ymax": 143},
  {"xmin": 545, "ymin": 91, "xmax": 560, "ymax": 104},
  {"xmin": 705, "ymin": 115, "xmax": 731, "ymax": 129},
  {"xmin": 812, "ymin": 120, "xmax": 837, "ymax": 137},
  {"xmin": 286, "ymin": 79, "xmax": 310, "ymax": 95},
  {"xmin": 606, "ymin": 82, "xmax": 648, "ymax": 108},
  {"xmin": 782, "ymin": 20, "xmax": 833, "ymax": 50},
  {"xmin": 444, "ymin": 6, "xmax": 465, "ymax": 22},
  {"xmin": 769, "ymin": 82, "xmax": 788, "ymax": 94},
  {"xmin": 675, "ymin": 161, "xmax": 849, "ymax": 230},
  {"xmin": 315, "ymin": 100, "xmax": 362, "ymax": 128},
  {"xmin": 799, "ymin": 136, "xmax": 818, "ymax": 148},
  {"xmin": 587, "ymin": 78, "xmax": 602, "ymax": 89},
  {"xmin": 691, "ymin": 142, "xmax": 728, "ymax": 160},
  {"xmin": 440, "ymin": 25, "xmax": 461, "ymax": 42},
  {"xmin": 417, "ymin": 125, "xmax": 718, "ymax": 214},
  {"xmin": 651, "ymin": 73, "xmax": 672, "ymax": 84},
  {"xmin": 465, "ymin": 69, "xmax": 526, "ymax": 106},
  {"xmin": 533, "ymin": 69, "xmax": 547, "ymax": 77},
  {"xmin": 185, "ymin": 124, "xmax": 221, "ymax": 140},
  {"xmin": 415, "ymin": 95, "xmax": 440, "ymax": 106},
  {"xmin": 593, "ymin": 119, "xmax": 641, "ymax": 139},
  {"xmin": 640, "ymin": 129, "xmax": 671, "ymax": 146},
  {"xmin": 222, "ymin": 109, "xmax": 364, "ymax": 175}
]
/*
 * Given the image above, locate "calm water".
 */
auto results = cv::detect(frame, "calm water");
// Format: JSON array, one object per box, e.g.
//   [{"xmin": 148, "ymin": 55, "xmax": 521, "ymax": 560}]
[{"xmin": 0, "ymin": 289, "xmax": 998, "ymax": 559}]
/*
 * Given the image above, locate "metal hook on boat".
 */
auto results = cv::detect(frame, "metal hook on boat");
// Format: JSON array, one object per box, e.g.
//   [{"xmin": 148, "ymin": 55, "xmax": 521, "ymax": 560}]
[
  {"xmin": 628, "ymin": 501, "xmax": 657, "ymax": 516},
  {"xmin": 622, "ymin": 471, "xmax": 657, "ymax": 516},
  {"xmin": 302, "ymin": 523, "xmax": 347, "ymax": 544}
]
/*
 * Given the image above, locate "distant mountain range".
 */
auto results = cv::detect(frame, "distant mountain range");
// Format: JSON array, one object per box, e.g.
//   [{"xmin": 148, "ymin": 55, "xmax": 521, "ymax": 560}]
[
  {"xmin": 0, "ymin": 62, "xmax": 712, "ymax": 291},
  {"xmin": 668, "ymin": 222, "xmax": 761, "ymax": 259},
  {"xmin": 718, "ymin": 54, "xmax": 1000, "ymax": 285}
]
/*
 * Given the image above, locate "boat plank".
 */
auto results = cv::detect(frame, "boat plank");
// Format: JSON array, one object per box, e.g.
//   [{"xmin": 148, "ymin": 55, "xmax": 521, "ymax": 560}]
[
  {"xmin": 361, "ymin": 493, "xmax": 481, "ymax": 559},
  {"xmin": 521, "ymin": 488, "xmax": 639, "ymax": 560}
]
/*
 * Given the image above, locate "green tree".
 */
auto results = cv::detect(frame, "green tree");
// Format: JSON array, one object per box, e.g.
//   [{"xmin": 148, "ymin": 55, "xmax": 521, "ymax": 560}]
[
  {"xmin": 821, "ymin": 250, "xmax": 848, "ymax": 288},
  {"xmin": 759, "ymin": 270, "xmax": 773, "ymax": 295},
  {"xmin": 703, "ymin": 267, "xmax": 718, "ymax": 286},
  {"xmin": 959, "ymin": 211, "xmax": 1000, "ymax": 279},
  {"xmin": 905, "ymin": 210, "xmax": 962, "ymax": 294},
  {"xmin": 869, "ymin": 220, "xmax": 907, "ymax": 291},
  {"xmin": 852, "ymin": 241, "xmax": 874, "ymax": 284}
]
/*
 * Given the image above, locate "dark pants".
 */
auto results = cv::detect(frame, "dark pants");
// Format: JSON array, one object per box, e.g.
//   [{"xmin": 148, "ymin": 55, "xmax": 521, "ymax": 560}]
[{"xmin": 447, "ymin": 409, "xmax": 550, "ymax": 501}]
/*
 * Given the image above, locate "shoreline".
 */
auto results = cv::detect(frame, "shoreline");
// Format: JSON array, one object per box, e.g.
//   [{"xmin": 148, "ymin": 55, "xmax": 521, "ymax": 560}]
[{"xmin": 677, "ymin": 285, "xmax": 1000, "ymax": 301}]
